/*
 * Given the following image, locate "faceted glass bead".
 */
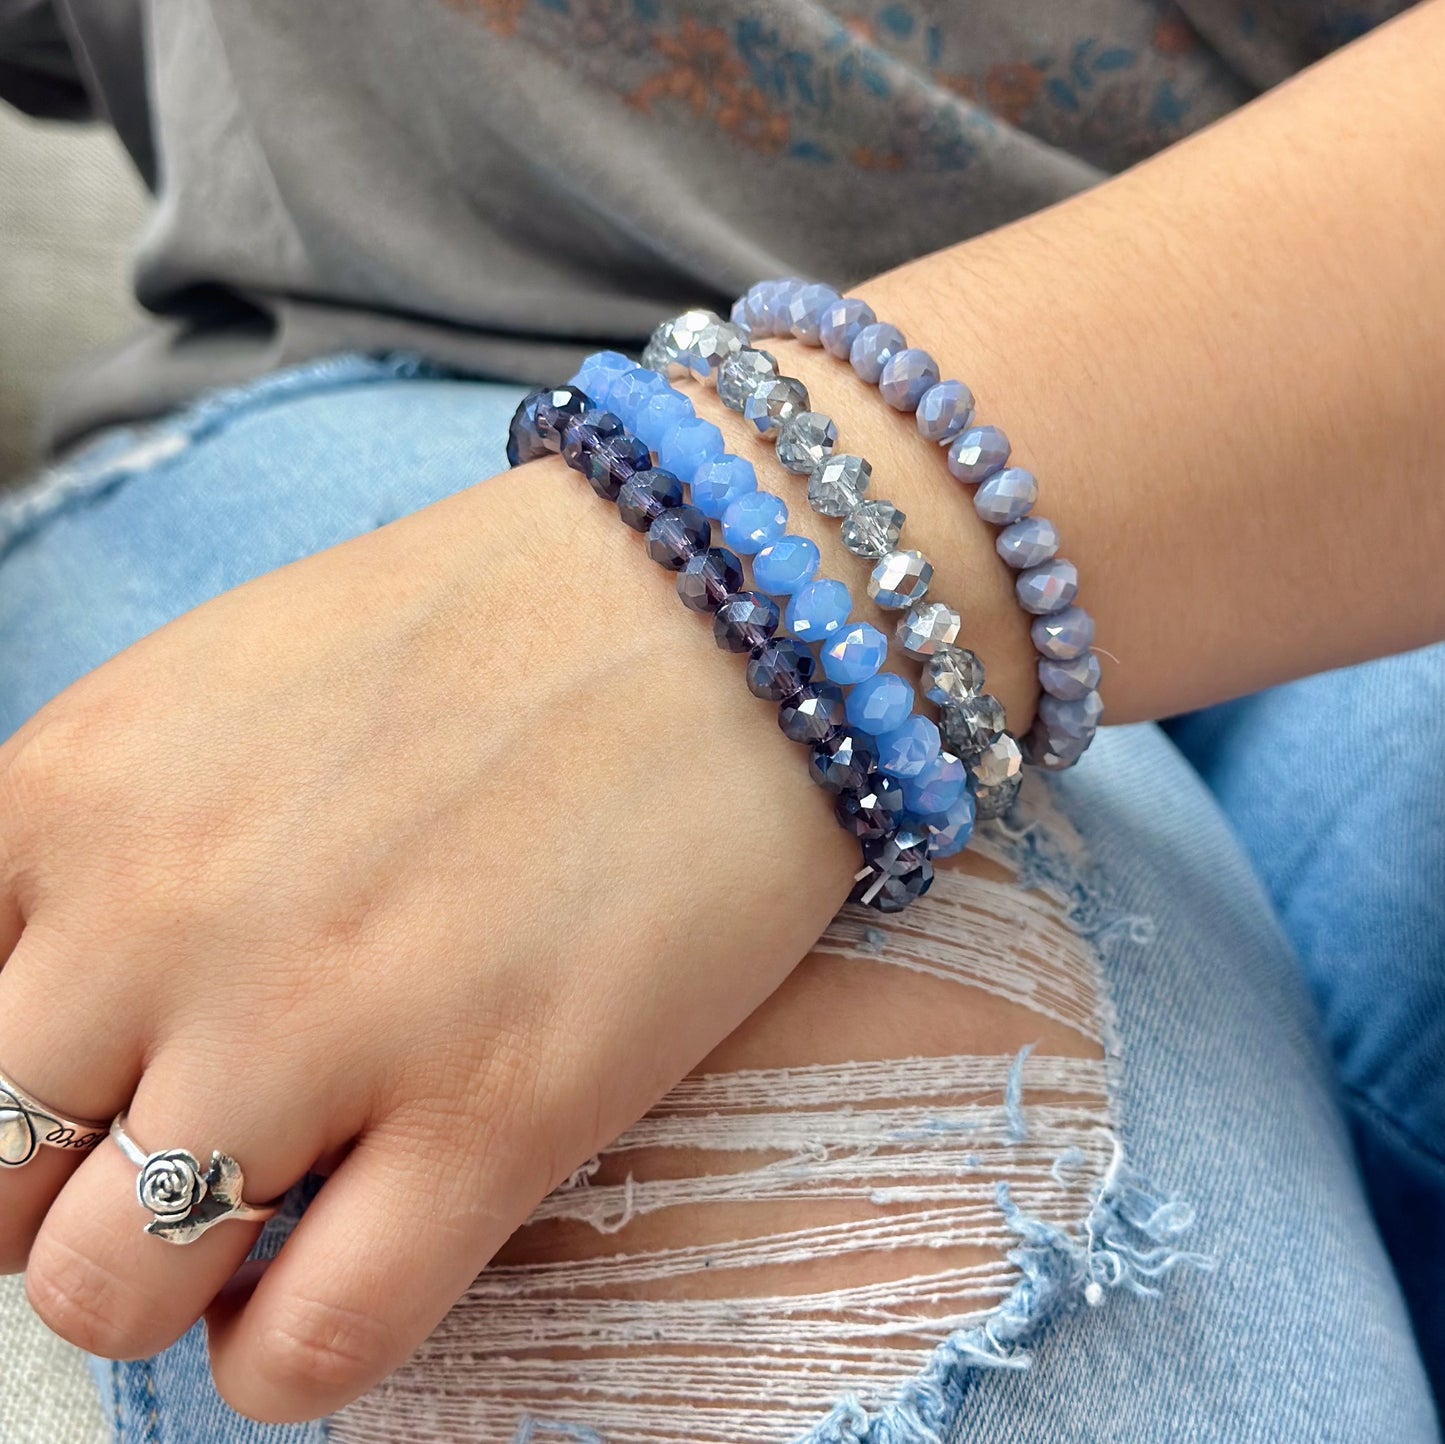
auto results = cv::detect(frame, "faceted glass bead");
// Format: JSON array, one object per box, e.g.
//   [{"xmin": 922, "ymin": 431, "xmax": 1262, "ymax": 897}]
[
  {"xmin": 1016, "ymin": 558, "xmax": 1079, "ymax": 615},
  {"xmin": 896, "ymin": 601, "xmax": 961, "ymax": 659},
  {"xmin": 776, "ymin": 411, "xmax": 838, "ymax": 473},
  {"xmin": 841, "ymin": 500, "xmax": 906, "ymax": 559},
  {"xmin": 1031, "ymin": 605, "xmax": 1095, "ymax": 661},
  {"xmin": 717, "ymin": 348, "xmax": 778, "ymax": 412},
  {"xmin": 743, "ymin": 377, "xmax": 809, "ymax": 438},
  {"xmin": 687, "ymin": 319, "xmax": 747, "ymax": 380},
  {"xmin": 809, "ymin": 731, "xmax": 878, "ymax": 794},
  {"xmin": 974, "ymin": 770, "xmax": 1022, "ymax": 822},
  {"xmin": 868, "ymin": 549, "xmax": 934, "ymax": 610},
  {"xmin": 853, "ymin": 860, "xmax": 934, "ymax": 913},
  {"xmin": 561, "ymin": 410, "xmax": 623, "ymax": 471},
  {"xmin": 1039, "ymin": 651, "xmax": 1102, "ymax": 701},
  {"xmin": 659, "ymin": 308, "xmax": 722, "ymax": 377},
  {"xmin": 849, "ymin": 322, "xmax": 907, "ymax": 384},
  {"xmin": 646, "ymin": 505, "xmax": 711, "ymax": 571},
  {"xmin": 609, "ymin": 367, "xmax": 670, "ymax": 428},
  {"xmin": 878, "ymin": 348, "xmax": 941, "ymax": 412},
  {"xmin": 677, "ymin": 547, "xmax": 745, "ymax": 614},
  {"xmin": 972, "ymin": 732, "xmax": 1023, "ymax": 790},
  {"xmin": 927, "ymin": 787, "xmax": 977, "ymax": 858},
  {"xmin": 834, "ymin": 772, "xmax": 907, "ymax": 841},
  {"xmin": 1022, "ymin": 719, "xmax": 1091, "ymax": 771},
  {"xmin": 714, "ymin": 591, "xmax": 780, "ymax": 653},
  {"xmin": 915, "ymin": 380, "xmax": 975, "ymax": 443},
  {"xmin": 947, "ymin": 425, "xmax": 1010, "ymax": 484},
  {"xmin": 939, "ymin": 692, "xmax": 1006, "ymax": 759},
  {"xmin": 572, "ymin": 350, "xmax": 634, "ymax": 402},
  {"xmin": 863, "ymin": 824, "xmax": 932, "ymax": 877},
  {"xmin": 506, "ymin": 390, "xmax": 550, "ymax": 467},
  {"xmin": 1039, "ymin": 689, "xmax": 1105, "ymax": 738},
  {"xmin": 752, "ymin": 536, "xmax": 821, "ymax": 596},
  {"xmin": 634, "ymin": 391, "xmax": 693, "ymax": 451},
  {"xmin": 786, "ymin": 283, "xmax": 841, "ymax": 344},
  {"xmin": 757, "ymin": 278, "xmax": 805, "ymax": 336},
  {"xmin": 997, "ymin": 516, "xmax": 1061, "ymax": 570},
  {"xmin": 785, "ymin": 578, "xmax": 852, "ymax": 642},
  {"xmin": 779, "ymin": 682, "xmax": 846, "ymax": 745},
  {"xmin": 902, "ymin": 751, "xmax": 967, "ymax": 820},
  {"xmin": 875, "ymin": 714, "xmax": 941, "ymax": 780},
  {"xmin": 617, "ymin": 468, "xmax": 684, "ymax": 531},
  {"xmin": 534, "ymin": 386, "xmax": 590, "ymax": 448},
  {"xmin": 821, "ymin": 622, "xmax": 888, "ymax": 686},
  {"xmin": 722, "ymin": 491, "xmax": 789, "ymax": 554},
  {"xmin": 807, "ymin": 454, "xmax": 872, "ymax": 517},
  {"xmin": 845, "ymin": 672, "xmax": 914, "ymax": 736},
  {"xmin": 640, "ymin": 332, "xmax": 672, "ymax": 375},
  {"xmin": 586, "ymin": 432, "xmax": 651, "ymax": 500},
  {"xmin": 975, "ymin": 467, "xmax": 1038, "ymax": 526},
  {"xmin": 742, "ymin": 280, "xmax": 781, "ymax": 334},
  {"xmin": 730, "ymin": 295, "xmax": 751, "ymax": 332},
  {"xmin": 660, "ymin": 416, "xmax": 726, "ymax": 482},
  {"xmin": 746, "ymin": 637, "xmax": 817, "ymax": 701},
  {"xmin": 691, "ymin": 455, "xmax": 758, "ymax": 520},
  {"xmin": 819, "ymin": 297, "xmax": 877, "ymax": 360},
  {"xmin": 925, "ymin": 644, "xmax": 986, "ymax": 705}
]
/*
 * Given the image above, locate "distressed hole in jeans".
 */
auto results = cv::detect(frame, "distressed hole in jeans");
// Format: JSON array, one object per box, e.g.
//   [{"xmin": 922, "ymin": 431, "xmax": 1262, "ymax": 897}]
[{"xmin": 329, "ymin": 779, "xmax": 1197, "ymax": 1444}]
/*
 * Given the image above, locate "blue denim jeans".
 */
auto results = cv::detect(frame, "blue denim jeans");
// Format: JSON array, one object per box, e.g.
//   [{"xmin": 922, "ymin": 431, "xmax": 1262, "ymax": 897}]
[{"xmin": 1, "ymin": 357, "xmax": 1440, "ymax": 1443}]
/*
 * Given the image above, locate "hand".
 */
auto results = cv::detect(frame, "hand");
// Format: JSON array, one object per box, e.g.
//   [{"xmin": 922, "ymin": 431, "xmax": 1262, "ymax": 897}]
[{"xmin": 0, "ymin": 455, "xmax": 858, "ymax": 1421}]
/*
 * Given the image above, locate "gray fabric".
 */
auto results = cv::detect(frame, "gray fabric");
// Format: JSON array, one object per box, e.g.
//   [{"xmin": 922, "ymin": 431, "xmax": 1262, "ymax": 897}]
[{"xmin": 0, "ymin": 0, "xmax": 1414, "ymax": 453}]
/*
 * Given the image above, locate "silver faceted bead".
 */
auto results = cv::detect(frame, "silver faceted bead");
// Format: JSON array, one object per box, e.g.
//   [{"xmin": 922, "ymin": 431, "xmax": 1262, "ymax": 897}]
[
  {"xmin": 841, "ymin": 500, "xmax": 906, "ymax": 559},
  {"xmin": 940, "ymin": 693, "xmax": 1007, "ymax": 759},
  {"xmin": 777, "ymin": 411, "xmax": 839, "ymax": 473},
  {"xmin": 974, "ymin": 767, "xmax": 1022, "ymax": 821},
  {"xmin": 688, "ymin": 319, "xmax": 747, "ymax": 381},
  {"xmin": 897, "ymin": 601, "xmax": 961, "ymax": 659},
  {"xmin": 743, "ymin": 376, "xmax": 809, "ymax": 438},
  {"xmin": 868, "ymin": 549, "xmax": 934, "ymax": 609},
  {"xmin": 717, "ymin": 348, "xmax": 778, "ymax": 412},
  {"xmin": 924, "ymin": 643, "xmax": 986, "ymax": 705},
  {"xmin": 808, "ymin": 454, "xmax": 872, "ymax": 517}
]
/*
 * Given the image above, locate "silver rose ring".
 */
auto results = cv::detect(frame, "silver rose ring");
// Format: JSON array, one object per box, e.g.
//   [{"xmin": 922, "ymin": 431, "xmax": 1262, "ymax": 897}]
[
  {"xmin": 109, "ymin": 1113, "xmax": 281, "ymax": 1246},
  {"xmin": 0, "ymin": 1067, "xmax": 109, "ymax": 1168}
]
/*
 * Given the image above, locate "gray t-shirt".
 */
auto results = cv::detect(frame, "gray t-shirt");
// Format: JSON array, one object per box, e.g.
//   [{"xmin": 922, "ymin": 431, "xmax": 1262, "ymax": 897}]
[{"xmin": 0, "ymin": 0, "xmax": 1411, "ymax": 452}]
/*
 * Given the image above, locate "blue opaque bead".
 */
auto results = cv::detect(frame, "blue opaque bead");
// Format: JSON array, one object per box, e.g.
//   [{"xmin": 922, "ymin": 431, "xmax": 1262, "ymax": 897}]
[
  {"xmin": 845, "ymin": 672, "xmax": 914, "ymax": 737},
  {"xmin": 849, "ymin": 323, "xmax": 907, "ymax": 384},
  {"xmin": 746, "ymin": 638, "xmax": 816, "ymax": 701},
  {"xmin": 586, "ymin": 432, "xmax": 651, "ymax": 500},
  {"xmin": 752, "ymin": 536, "xmax": 821, "ymax": 596},
  {"xmin": 821, "ymin": 622, "xmax": 888, "ymax": 685},
  {"xmin": 785, "ymin": 578, "xmax": 852, "ymax": 642},
  {"xmin": 616, "ymin": 468, "xmax": 684, "ymax": 531},
  {"xmin": 646, "ymin": 505, "xmax": 710, "ymax": 571},
  {"xmin": 819, "ymin": 297, "xmax": 876, "ymax": 360},
  {"xmin": 996, "ymin": 516, "xmax": 1061, "ymax": 570},
  {"xmin": 609, "ymin": 367, "xmax": 670, "ymax": 428},
  {"xmin": 570, "ymin": 351, "xmax": 633, "ymax": 406},
  {"xmin": 634, "ymin": 390, "xmax": 694, "ymax": 451},
  {"xmin": 1031, "ymin": 606, "xmax": 1095, "ymax": 661},
  {"xmin": 915, "ymin": 381, "xmax": 975, "ymax": 443},
  {"xmin": 1039, "ymin": 689, "xmax": 1105, "ymax": 738},
  {"xmin": 902, "ymin": 752, "xmax": 967, "ymax": 819},
  {"xmin": 660, "ymin": 416, "xmax": 726, "ymax": 482},
  {"xmin": 779, "ymin": 682, "xmax": 846, "ymax": 745},
  {"xmin": 875, "ymin": 714, "xmax": 941, "ymax": 779},
  {"xmin": 713, "ymin": 591, "xmax": 780, "ymax": 653},
  {"xmin": 1016, "ymin": 557, "xmax": 1079, "ymax": 615},
  {"xmin": 534, "ymin": 386, "xmax": 590, "ymax": 448},
  {"xmin": 677, "ymin": 547, "xmax": 745, "ymax": 614},
  {"xmin": 1039, "ymin": 651, "xmax": 1102, "ymax": 701},
  {"xmin": 809, "ymin": 731, "xmax": 878, "ymax": 793},
  {"xmin": 722, "ymin": 491, "xmax": 789, "ymax": 554},
  {"xmin": 928, "ymin": 788, "xmax": 977, "ymax": 858},
  {"xmin": 561, "ymin": 410, "xmax": 623, "ymax": 471},
  {"xmin": 947, "ymin": 425, "xmax": 1010, "ymax": 484},
  {"xmin": 974, "ymin": 467, "xmax": 1038, "ymax": 526},
  {"xmin": 690, "ymin": 455, "xmax": 758, "ymax": 520},
  {"xmin": 506, "ymin": 390, "xmax": 551, "ymax": 467},
  {"xmin": 786, "ymin": 283, "xmax": 841, "ymax": 344},
  {"xmin": 878, "ymin": 348, "xmax": 941, "ymax": 412}
]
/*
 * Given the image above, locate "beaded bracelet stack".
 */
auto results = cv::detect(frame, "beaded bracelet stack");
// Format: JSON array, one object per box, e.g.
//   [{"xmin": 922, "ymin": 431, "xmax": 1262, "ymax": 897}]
[{"xmin": 507, "ymin": 369, "xmax": 974, "ymax": 913}]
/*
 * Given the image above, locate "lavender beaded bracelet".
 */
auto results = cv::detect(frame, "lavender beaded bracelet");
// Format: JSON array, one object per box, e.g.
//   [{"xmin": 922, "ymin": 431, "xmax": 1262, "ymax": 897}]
[
  {"xmin": 722, "ymin": 280, "xmax": 1104, "ymax": 772},
  {"xmin": 507, "ymin": 368, "xmax": 976, "ymax": 910},
  {"xmin": 644, "ymin": 306, "xmax": 1024, "ymax": 820}
]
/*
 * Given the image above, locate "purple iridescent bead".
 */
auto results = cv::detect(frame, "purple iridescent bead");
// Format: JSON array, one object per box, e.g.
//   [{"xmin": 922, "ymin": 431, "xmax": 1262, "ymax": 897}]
[
  {"xmin": 875, "ymin": 714, "xmax": 941, "ymax": 780},
  {"xmin": 779, "ymin": 682, "xmax": 846, "ymax": 745},
  {"xmin": 506, "ymin": 390, "xmax": 551, "ymax": 467},
  {"xmin": 785, "ymin": 578, "xmax": 852, "ymax": 642},
  {"xmin": 820, "ymin": 622, "xmax": 888, "ymax": 686},
  {"xmin": 586, "ymin": 432, "xmax": 651, "ymax": 500},
  {"xmin": 974, "ymin": 467, "xmax": 1037, "ymax": 526},
  {"xmin": 1039, "ymin": 651, "xmax": 1102, "ymax": 701},
  {"xmin": 534, "ymin": 386, "xmax": 590, "ymax": 448},
  {"xmin": 646, "ymin": 505, "xmax": 710, "ymax": 571},
  {"xmin": 752, "ymin": 536, "xmax": 821, "ymax": 596},
  {"xmin": 561, "ymin": 410, "xmax": 622, "ymax": 471},
  {"xmin": 819, "ymin": 298, "xmax": 876, "ymax": 359},
  {"xmin": 845, "ymin": 672, "xmax": 914, "ymax": 737},
  {"xmin": 947, "ymin": 425, "xmax": 1010, "ymax": 484},
  {"xmin": 809, "ymin": 731, "xmax": 878, "ymax": 794},
  {"xmin": 714, "ymin": 591, "xmax": 780, "ymax": 653},
  {"xmin": 1031, "ymin": 606, "xmax": 1095, "ymax": 661},
  {"xmin": 722, "ymin": 491, "xmax": 789, "ymax": 554},
  {"xmin": 901, "ymin": 751, "xmax": 967, "ymax": 820},
  {"xmin": 1016, "ymin": 557, "xmax": 1079, "ymax": 615},
  {"xmin": 677, "ymin": 547, "xmax": 745, "ymax": 614},
  {"xmin": 835, "ymin": 773, "xmax": 907, "ymax": 841},
  {"xmin": 849, "ymin": 323, "xmax": 907, "ymax": 384},
  {"xmin": 617, "ymin": 468, "xmax": 684, "ymax": 531},
  {"xmin": 746, "ymin": 637, "xmax": 816, "ymax": 702},
  {"xmin": 996, "ymin": 516, "xmax": 1060, "ymax": 570},
  {"xmin": 660, "ymin": 416, "xmax": 725, "ymax": 482},
  {"xmin": 878, "ymin": 348, "xmax": 941, "ymax": 412},
  {"xmin": 691, "ymin": 455, "xmax": 758, "ymax": 520},
  {"xmin": 915, "ymin": 381, "xmax": 975, "ymax": 443},
  {"xmin": 786, "ymin": 283, "xmax": 841, "ymax": 344},
  {"xmin": 862, "ymin": 825, "xmax": 932, "ymax": 878},
  {"xmin": 634, "ymin": 391, "xmax": 694, "ymax": 451},
  {"xmin": 853, "ymin": 860, "xmax": 934, "ymax": 914}
]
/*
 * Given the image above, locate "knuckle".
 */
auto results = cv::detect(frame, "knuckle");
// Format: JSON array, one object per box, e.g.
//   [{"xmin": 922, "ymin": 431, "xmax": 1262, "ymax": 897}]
[
  {"xmin": 244, "ymin": 1292, "xmax": 401, "ymax": 1402},
  {"xmin": 25, "ymin": 1235, "xmax": 155, "ymax": 1359}
]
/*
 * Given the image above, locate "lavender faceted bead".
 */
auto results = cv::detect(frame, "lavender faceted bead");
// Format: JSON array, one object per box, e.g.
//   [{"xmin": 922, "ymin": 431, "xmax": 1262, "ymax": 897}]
[
  {"xmin": 752, "ymin": 536, "xmax": 821, "ymax": 595},
  {"xmin": 757, "ymin": 278, "xmax": 805, "ymax": 335},
  {"xmin": 878, "ymin": 348, "xmax": 941, "ymax": 412},
  {"xmin": 820, "ymin": 622, "xmax": 888, "ymax": 685},
  {"xmin": 746, "ymin": 638, "xmax": 817, "ymax": 701},
  {"xmin": 974, "ymin": 467, "xmax": 1038, "ymax": 526},
  {"xmin": 713, "ymin": 591, "xmax": 780, "ymax": 653},
  {"xmin": 646, "ymin": 505, "xmax": 710, "ymax": 570},
  {"xmin": 660, "ymin": 416, "xmax": 725, "ymax": 482},
  {"xmin": 776, "ymin": 412, "xmax": 838, "ymax": 473},
  {"xmin": 779, "ymin": 683, "xmax": 846, "ymax": 745},
  {"xmin": 730, "ymin": 295, "xmax": 751, "ymax": 331},
  {"xmin": 786, "ymin": 283, "xmax": 841, "ymax": 344},
  {"xmin": 1015, "ymin": 557, "xmax": 1079, "ymax": 615},
  {"xmin": 785, "ymin": 578, "xmax": 852, "ymax": 642},
  {"xmin": 721, "ymin": 491, "xmax": 788, "ymax": 554},
  {"xmin": 834, "ymin": 773, "xmax": 907, "ymax": 841},
  {"xmin": 947, "ymin": 425, "xmax": 1010, "ymax": 484},
  {"xmin": 1039, "ymin": 689, "xmax": 1105, "ymax": 738},
  {"xmin": 1031, "ymin": 606, "xmax": 1095, "ymax": 661},
  {"xmin": 845, "ymin": 672, "xmax": 914, "ymax": 737},
  {"xmin": 1039, "ymin": 651, "xmax": 1102, "ymax": 701},
  {"xmin": 691, "ymin": 455, "xmax": 758, "ymax": 520},
  {"xmin": 875, "ymin": 714, "xmax": 941, "ymax": 780},
  {"xmin": 677, "ymin": 547, "xmax": 745, "ymax": 614},
  {"xmin": 617, "ymin": 469, "xmax": 684, "ymax": 531},
  {"xmin": 849, "ymin": 323, "xmax": 907, "ymax": 384},
  {"xmin": 819, "ymin": 298, "xmax": 876, "ymax": 359},
  {"xmin": 996, "ymin": 516, "xmax": 1061, "ymax": 570},
  {"xmin": 1023, "ymin": 720, "xmax": 1093, "ymax": 771},
  {"xmin": 809, "ymin": 731, "xmax": 878, "ymax": 793},
  {"xmin": 915, "ymin": 381, "xmax": 975, "ymax": 443},
  {"xmin": 742, "ymin": 281, "xmax": 782, "ymax": 333}
]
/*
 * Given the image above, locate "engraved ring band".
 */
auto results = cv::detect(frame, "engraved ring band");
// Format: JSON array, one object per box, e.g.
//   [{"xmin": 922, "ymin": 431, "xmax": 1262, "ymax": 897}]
[{"xmin": 0, "ymin": 1067, "xmax": 109, "ymax": 1168}]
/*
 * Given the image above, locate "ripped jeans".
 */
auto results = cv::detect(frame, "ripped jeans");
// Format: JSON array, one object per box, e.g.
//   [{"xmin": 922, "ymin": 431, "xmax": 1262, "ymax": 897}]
[{"xmin": 1, "ymin": 357, "xmax": 1440, "ymax": 1444}]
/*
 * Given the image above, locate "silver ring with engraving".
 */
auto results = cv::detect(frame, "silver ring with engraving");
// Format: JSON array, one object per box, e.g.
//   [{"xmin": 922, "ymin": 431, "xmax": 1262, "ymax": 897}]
[{"xmin": 0, "ymin": 1068, "xmax": 109, "ymax": 1168}]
